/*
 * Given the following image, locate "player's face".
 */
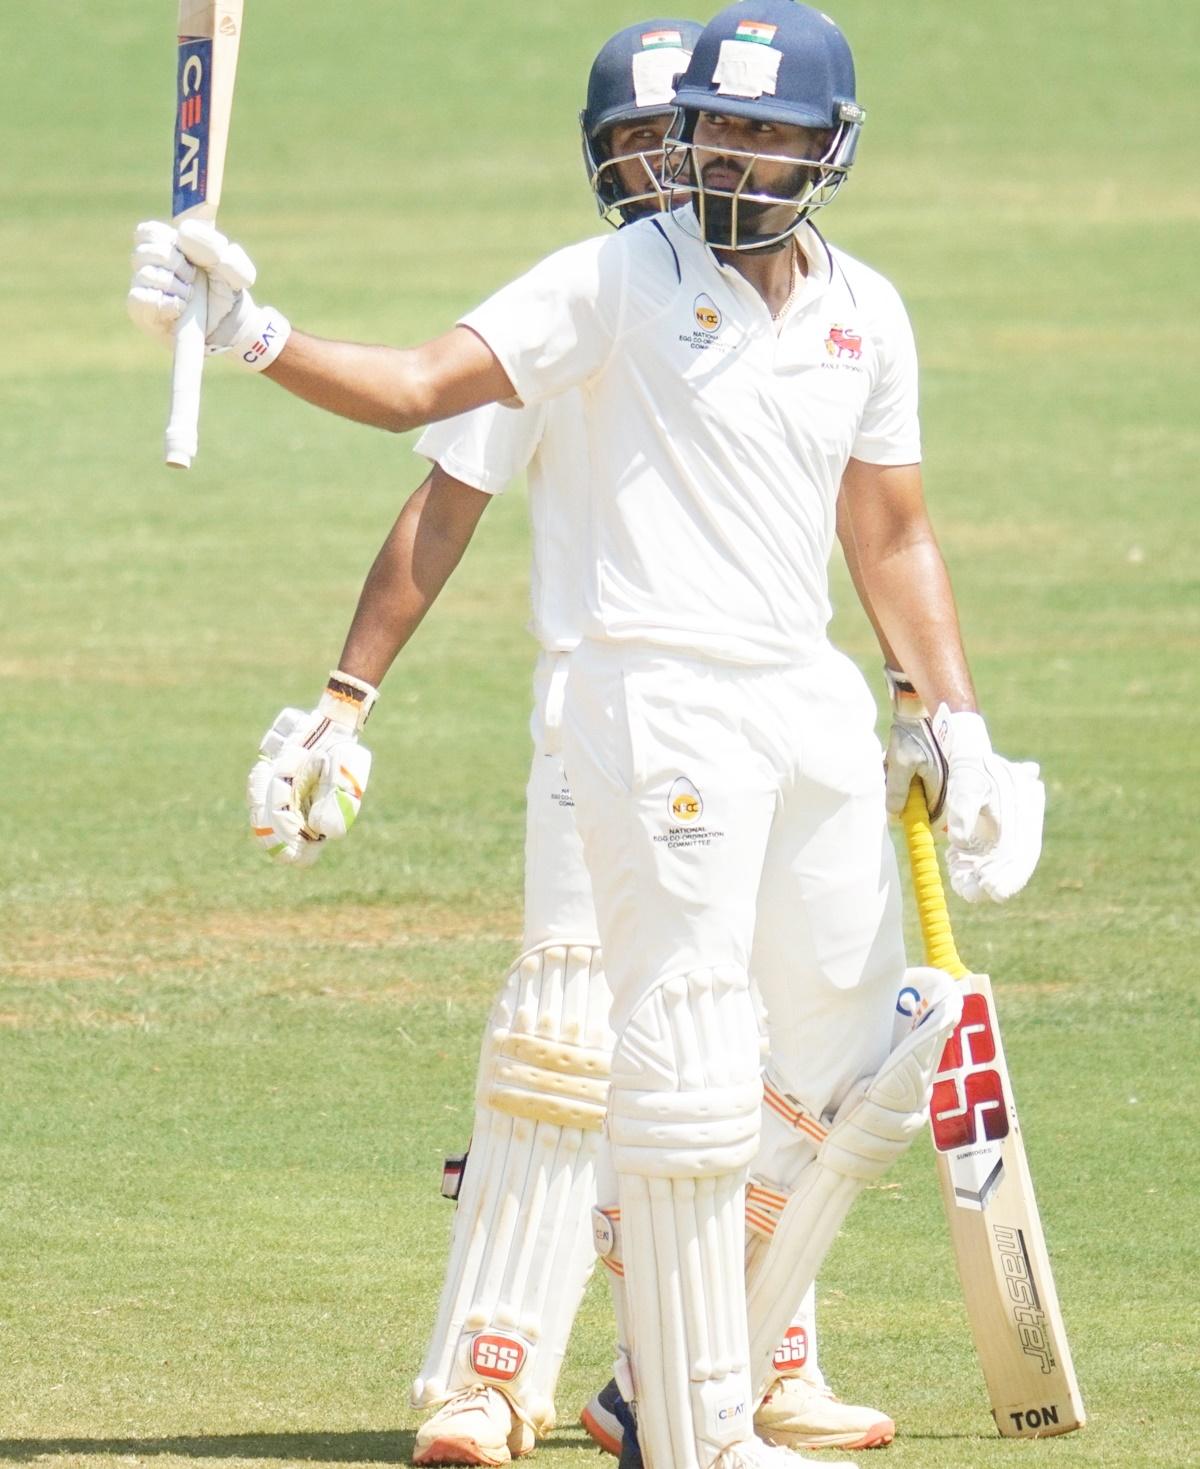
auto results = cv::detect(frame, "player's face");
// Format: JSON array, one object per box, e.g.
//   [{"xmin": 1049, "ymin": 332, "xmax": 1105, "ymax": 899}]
[
  {"xmin": 603, "ymin": 114, "xmax": 674, "ymax": 217},
  {"xmin": 689, "ymin": 111, "xmax": 833, "ymax": 246}
]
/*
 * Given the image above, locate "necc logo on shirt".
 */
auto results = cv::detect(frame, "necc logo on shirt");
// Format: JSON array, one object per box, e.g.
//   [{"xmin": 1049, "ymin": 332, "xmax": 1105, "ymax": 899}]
[
  {"xmin": 470, "ymin": 1331, "xmax": 528, "ymax": 1382},
  {"xmin": 669, "ymin": 776, "xmax": 703, "ymax": 823},
  {"xmin": 693, "ymin": 294, "xmax": 722, "ymax": 332}
]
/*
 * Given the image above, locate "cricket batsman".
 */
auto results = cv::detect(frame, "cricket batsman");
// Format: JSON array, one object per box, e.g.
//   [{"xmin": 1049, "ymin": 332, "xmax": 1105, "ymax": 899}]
[{"xmin": 127, "ymin": 4, "xmax": 1046, "ymax": 1466}]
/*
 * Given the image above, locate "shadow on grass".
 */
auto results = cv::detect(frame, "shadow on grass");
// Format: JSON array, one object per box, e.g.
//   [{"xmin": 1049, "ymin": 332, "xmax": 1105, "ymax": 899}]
[
  {"xmin": 0, "ymin": 1432, "xmax": 414, "ymax": 1464},
  {"xmin": 0, "ymin": 1425, "xmax": 592, "ymax": 1463}
]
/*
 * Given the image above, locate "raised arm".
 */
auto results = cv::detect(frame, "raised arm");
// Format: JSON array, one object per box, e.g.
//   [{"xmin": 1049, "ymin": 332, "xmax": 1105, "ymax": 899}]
[
  {"xmin": 128, "ymin": 220, "xmax": 516, "ymax": 433},
  {"xmin": 265, "ymin": 325, "xmax": 515, "ymax": 434}
]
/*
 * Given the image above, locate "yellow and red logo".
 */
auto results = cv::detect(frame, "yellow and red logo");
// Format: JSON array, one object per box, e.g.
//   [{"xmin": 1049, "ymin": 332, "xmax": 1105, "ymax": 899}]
[
  {"xmin": 825, "ymin": 324, "xmax": 863, "ymax": 360},
  {"xmin": 694, "ymin": 294, "xmax": 722, "ymax": 332},
  {"xmin": 669, "ymin": 776, "xmax": 703, "ymax": 823}
]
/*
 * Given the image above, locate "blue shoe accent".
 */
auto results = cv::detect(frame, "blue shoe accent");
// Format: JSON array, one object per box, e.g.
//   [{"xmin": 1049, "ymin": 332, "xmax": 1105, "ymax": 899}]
[{"xmin": 614, "ymin": 1387, "xmax": 642, "ymax": 1469}]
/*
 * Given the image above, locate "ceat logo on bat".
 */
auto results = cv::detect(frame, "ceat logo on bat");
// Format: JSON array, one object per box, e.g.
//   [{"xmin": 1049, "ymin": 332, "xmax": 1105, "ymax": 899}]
[
  {"xmin": 772, "ymin": 1325, "xmax": 809, "ymax": 1372},
  {"xmin": 470, "ymin": 1331, "xmax": 527, "ymax": 1382},
  {"xmin": 825, "ymin": 324, "xmax": 863, "ymax": 360},
  {"xmin": 669, "ymin": 776, "xmax": 703, "ymax": 823},
  {"xmin": 694, "ymin": 294, "xmax": 722, "ymax": 332},
  {"xmin": 173, "ymin": 36, "xmax": 213, "ymax": 215}
]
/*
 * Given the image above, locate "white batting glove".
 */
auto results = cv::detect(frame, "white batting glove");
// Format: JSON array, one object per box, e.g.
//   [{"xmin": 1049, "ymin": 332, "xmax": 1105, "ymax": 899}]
[
  {"xmin": 883, "ymin": 667, "xmax": 948, "ymax": 820},
  {"xmin": 126, "ymin": 220, "xmax": 291, "ymax": 370},
  {"xmin": 935, "ymin": 704, "xmax": 1045, "ymax": 904},
  {"xmin": 247, "ymin": 671, "xmax": 378, "ymax": 866}
]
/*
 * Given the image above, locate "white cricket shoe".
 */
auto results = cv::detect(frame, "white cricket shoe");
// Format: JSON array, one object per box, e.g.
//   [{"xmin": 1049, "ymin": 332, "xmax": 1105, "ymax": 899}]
[
  {"xmin": 756, "ymin": 1374, "xmax": 895, "ymax": 1451},
  {"xmin": 716, "ymin": 1435, "xmax": 859, "ymax": 1468},
  {"xmin": 412, "ymin": 1385, "xmax": 536, "ymax": 1465}
]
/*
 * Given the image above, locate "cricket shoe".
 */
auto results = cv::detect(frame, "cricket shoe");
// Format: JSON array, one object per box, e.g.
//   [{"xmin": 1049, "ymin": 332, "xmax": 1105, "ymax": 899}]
[
  {"xmin": 583, "ymin": 1376, "xmax": 890, "ymax": 1457},
  {"xmin": 412, "ymin": 1385, "xmax": 535, "ymax": 1465},
  {"xmin": 756, "ymin": 1374, "xmax": 895, "ymax": 1451},
  {"xmin": 579, "ymin": 1377, "xmax": 628, "ymax": 1457},
  {"xmin": 611, "ymin": 1409, "xmax": 857, "ymax": 1469}
]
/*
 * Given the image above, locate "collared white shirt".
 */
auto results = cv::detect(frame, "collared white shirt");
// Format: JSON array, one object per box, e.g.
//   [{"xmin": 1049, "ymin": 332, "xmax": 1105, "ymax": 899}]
[{"xmin": 458, "ymin": 212, "xmax": 921, "ymax": 666}]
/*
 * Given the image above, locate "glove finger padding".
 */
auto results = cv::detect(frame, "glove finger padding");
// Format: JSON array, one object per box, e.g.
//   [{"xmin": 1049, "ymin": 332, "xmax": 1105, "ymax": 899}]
[
  {"xmin": 177, "ymin": 219, "xmax": 257, "ymax": 291},
  {"xmin": 246, "ymin": 681, "xmax": 376, "ymax": 866},
  {"xmin": 945, "ymin": 761, "xmax": 1002, "ymax": 850},
  {"xmin": 883, "ymin": 668, "xmax": 949, "ymax": 819},
  {"xmin": 961, "ymin": 761, "xmax": 1044, "ymax": 903},
  {"xmin": 249, "ymin": 709, "xmax": 325, "ymax": 865},
  {"xmin": 248, "ymin": 738, "xmax": 324, "ymax": 866},
  {"xmin": 884, "ymin": 724, "xmax": 948, "ymax": 819},
  {"xmin": 127, "ymin": 219, "xmax": 268, "ymax": 357},
  {"xmin": 306, "ymin": 740, "xmax": 372, "ymax": 839}
]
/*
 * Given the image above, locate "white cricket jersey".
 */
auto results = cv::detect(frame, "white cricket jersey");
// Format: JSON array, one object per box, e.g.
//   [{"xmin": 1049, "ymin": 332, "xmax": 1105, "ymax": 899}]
[
  {"xmin": 414, "ymin": 396, "xmax": 588, "ymax": 653},
  {"xmin": 461, "ymin": 212, "xmax": 921, "ymax": 666}
]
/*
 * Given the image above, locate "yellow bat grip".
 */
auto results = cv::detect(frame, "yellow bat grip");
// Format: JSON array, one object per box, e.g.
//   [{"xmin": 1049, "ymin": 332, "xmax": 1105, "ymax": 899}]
[{"xmin": 901, "ymin": 782, "xmax": 969, "ymax": 979}]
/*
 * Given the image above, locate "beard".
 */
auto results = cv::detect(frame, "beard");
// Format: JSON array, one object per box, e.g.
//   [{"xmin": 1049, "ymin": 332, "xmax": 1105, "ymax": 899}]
[{"xmin": 695, "ymin": 161, "xmax": 813, "ymax": 249}]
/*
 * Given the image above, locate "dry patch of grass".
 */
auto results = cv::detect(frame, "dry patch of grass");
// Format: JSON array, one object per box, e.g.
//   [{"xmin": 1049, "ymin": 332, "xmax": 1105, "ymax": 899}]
[{"xmin": 1, "ymin": 898, "xmax": 522, "ymax": 1023}]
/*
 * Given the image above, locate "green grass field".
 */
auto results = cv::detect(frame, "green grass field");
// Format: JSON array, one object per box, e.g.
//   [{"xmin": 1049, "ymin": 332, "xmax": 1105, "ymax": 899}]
[{"xmin": 3, "ymin": 2, "xmax": 1198, "ymax": 1466}]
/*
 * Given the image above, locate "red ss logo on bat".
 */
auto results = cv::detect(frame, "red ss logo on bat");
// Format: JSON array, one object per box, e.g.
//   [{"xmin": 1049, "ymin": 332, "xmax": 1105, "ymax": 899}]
[{"xmin": 930, "ymin": 993, "xmax": 1009, "ymax": 1150}]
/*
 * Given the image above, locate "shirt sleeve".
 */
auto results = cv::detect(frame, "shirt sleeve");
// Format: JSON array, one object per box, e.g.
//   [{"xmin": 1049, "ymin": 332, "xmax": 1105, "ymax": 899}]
[
  {"xmin": 459, "ymin": 236, "xmax": 625, "ymax": 408},
  {"xmin": 413, "ymin": 401, "xmax": 548, "ymax": 495},
  {"xmin": 851, "ymin": 279, "xmax": 922, "ymax": 466}
]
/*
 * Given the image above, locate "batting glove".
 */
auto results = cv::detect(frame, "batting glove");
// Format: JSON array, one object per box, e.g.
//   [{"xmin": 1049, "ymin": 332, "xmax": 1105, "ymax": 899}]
[
  {"xmin": 247, "ymin": 671, "xmax": 377, "ymax": 866},
  {"xmin": 883, "ymin": 667, "xmax": 948, "ymax": 820},
  {"xmin": 126, "ymin": 219, "xmax": 291, "ymax": 371},
  {"xmin": 935, "ymin": 705, "xmax": 1045, "ymax": 904}
]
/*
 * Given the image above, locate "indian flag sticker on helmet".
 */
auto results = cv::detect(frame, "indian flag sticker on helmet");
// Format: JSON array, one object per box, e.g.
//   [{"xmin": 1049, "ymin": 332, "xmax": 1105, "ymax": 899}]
[
  {"xmin": 734, "ymin": 20, "xmax": 778, "ymax": 44},
  {"xmin": 641, "ymin": 28, "xmax": 683, "ymax": 48}
]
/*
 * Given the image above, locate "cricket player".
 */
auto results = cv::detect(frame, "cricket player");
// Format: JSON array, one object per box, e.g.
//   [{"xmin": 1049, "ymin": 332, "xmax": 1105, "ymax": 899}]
[
  {"xmin": 362, "ymin": 24, "xmax": 892, "ymax": 1465},
  {"xmin": 127, "ymin": 4, "xmax": 1046, "ymax": 1466}
]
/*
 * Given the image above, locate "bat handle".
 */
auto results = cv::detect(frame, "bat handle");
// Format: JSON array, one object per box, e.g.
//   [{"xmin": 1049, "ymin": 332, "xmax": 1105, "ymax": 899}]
[
  {"xmin": 901, "ymin": 780, "xmax": 969, "ymax": 979},
  {"xmin": 164, "ymin": 270, "xmax": 208, "ymax": 469}
]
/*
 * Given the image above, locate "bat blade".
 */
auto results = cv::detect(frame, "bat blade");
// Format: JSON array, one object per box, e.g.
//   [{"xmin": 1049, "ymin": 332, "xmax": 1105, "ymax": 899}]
[
  {"xmin": 903, "ymin": 785, "xmax": 1085, "ymax": 1439},
  {"xmin": 164, "ymin": 0, "xmax": 244, "ymax": 469}
]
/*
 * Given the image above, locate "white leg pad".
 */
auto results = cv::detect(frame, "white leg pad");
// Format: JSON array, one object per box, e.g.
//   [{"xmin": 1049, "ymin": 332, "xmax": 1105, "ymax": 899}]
[
  {"xmin": 592, "ymin": 1145, "xmax": 637, "ymax": 1402},
  {"xmin": 609, "ymin": 966, "xmax": 763, "ymax": 1469},
  {"xmin": 411, "ymin": 943, "xmax": 613, "ymax": 1432},
  {"xmin": 745, "ymin": 968, "xmax": 963, "ymax": 1396}
]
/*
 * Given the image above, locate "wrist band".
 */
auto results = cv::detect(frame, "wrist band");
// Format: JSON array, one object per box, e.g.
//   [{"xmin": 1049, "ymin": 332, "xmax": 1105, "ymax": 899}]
[{"xmin": 318, "ymin": 668, "xmax": 379, "ymax": 731}]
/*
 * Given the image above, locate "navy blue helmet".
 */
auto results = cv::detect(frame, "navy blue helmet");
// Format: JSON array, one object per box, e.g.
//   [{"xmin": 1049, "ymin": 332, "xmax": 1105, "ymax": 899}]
[
  {"xmin": 667, "ymin": 0, "xmax": 865, "ymax": 249},
  {"xmin": 580, "ymin": 19, "xmax": 703, "ymax": 224}
]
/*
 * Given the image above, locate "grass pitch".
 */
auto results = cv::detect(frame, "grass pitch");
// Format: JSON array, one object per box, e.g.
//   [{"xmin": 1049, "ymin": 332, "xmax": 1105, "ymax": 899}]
[{"xmin": 2, "ymin": 2, "xmax": 1198, "ymax": 1466}]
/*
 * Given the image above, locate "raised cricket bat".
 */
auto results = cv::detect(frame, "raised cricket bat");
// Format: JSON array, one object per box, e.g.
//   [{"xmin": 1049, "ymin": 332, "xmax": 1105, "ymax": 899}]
[
  {"xmin": 902, "ymin": 783, "xmax": 1085, "ymax": 1438},
  {"xmin": 164, "ymin": 0, "xmax": 245, "ymax": 468}
]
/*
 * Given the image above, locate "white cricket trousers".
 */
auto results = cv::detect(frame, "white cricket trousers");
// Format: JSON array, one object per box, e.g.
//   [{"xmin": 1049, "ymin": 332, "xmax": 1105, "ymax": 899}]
[
  {"xmin": 561, "ymin": 638, "xmax": 907, "ymax": 1118},
  {"xmin": 522, "ymin": 650, "xmax": 602, "ymax": 950}
]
